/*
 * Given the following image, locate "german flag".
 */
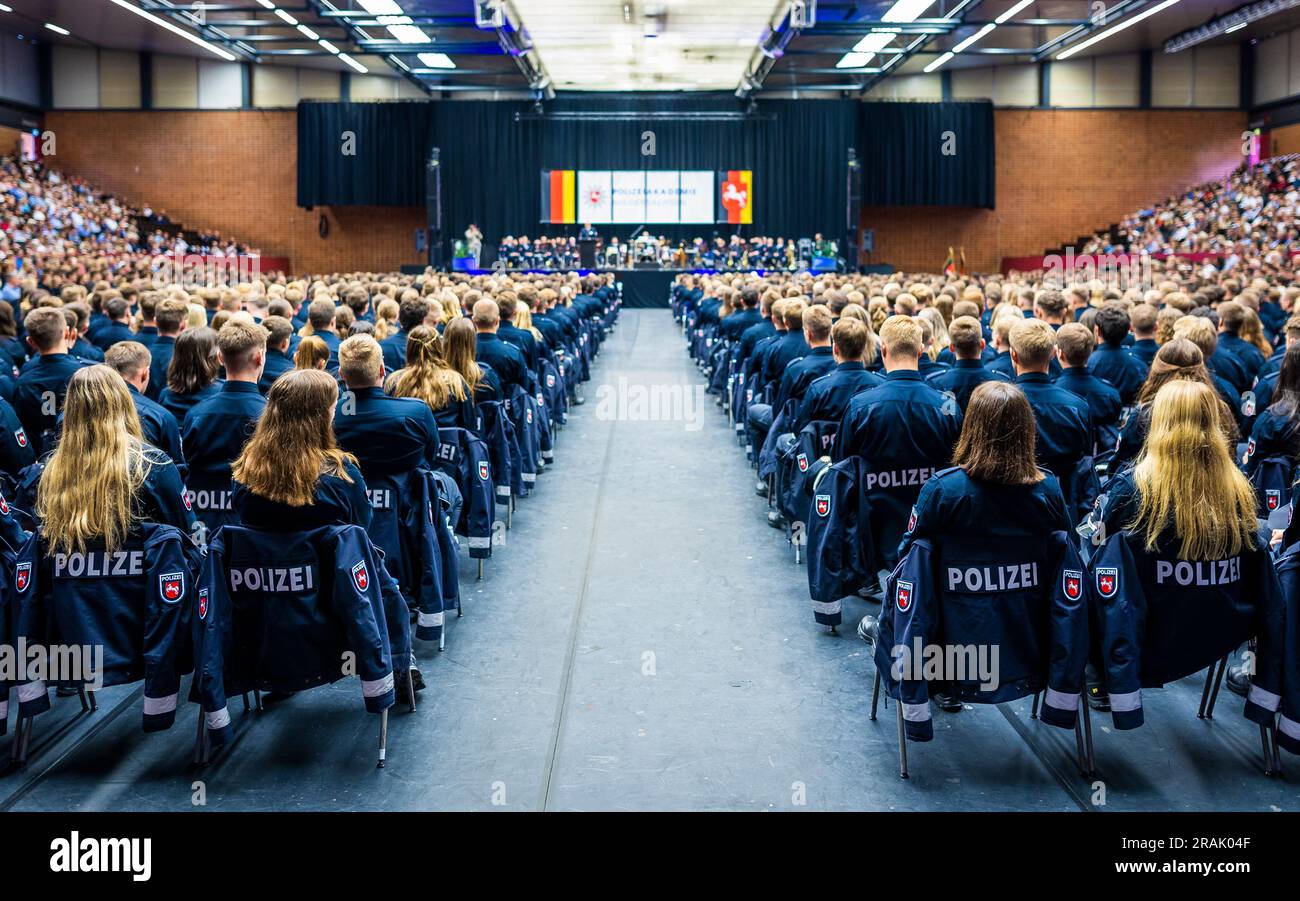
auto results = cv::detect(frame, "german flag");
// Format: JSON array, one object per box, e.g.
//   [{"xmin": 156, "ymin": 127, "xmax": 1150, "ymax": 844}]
[
  {"xmin": 943, "ymin": 246, "xmax": 957, "ymax": 277},
  {"xmin": 719, "ymin": 170, "xmax": 753, "ymax": 224},
  {"xmin": 540, "ymin": 170, "xmax": 576, "ymax": 224}
]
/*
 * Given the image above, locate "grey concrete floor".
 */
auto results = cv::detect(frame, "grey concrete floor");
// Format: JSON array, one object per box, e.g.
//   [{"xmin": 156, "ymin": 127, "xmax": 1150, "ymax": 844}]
[{"xmin": 1, "ymin": 309, "xmax": 1292, "ymax": 811}]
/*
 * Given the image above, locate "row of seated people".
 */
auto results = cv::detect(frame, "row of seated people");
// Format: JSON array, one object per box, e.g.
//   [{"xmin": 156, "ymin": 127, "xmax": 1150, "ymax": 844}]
[
  {"xmin": 681, "ymin": 275, "xmax": 1299, "ymax": 767},
  {"xmin": 0, "ymin": 272, "xmax": 618, "ymax": 760}
]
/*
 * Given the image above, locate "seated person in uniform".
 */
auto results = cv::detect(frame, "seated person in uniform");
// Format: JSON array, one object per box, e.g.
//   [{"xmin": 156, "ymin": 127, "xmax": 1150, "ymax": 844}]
[
  {"xmin": 294, "ymin": 335, "xmax": 331, "ymax": 371},
  {"xmin": 1095, "ymin": 379, "xmax": 1259, "ymax": 705},
  {"xmin": 1054, "ymin": 322, "xmax": 1122, "ymax": 454},
  {"xmin": 863, "ymin": 380, "xmax": 1073, "ymax": 710},
  {"xmin": 230, "ymin": 369, "xmax": 371, "ymax": 533},
  {"xmin": 386, "ymin": 325, "xmax": 476, "ymax": 432},
  {"xmin": 792, "ymin": 316, "xmax": 883, "ymax": 433},
  {"xmin": 258, "ymin": 315, "xmax": 295, "ymax": 394},
  {"xmin": 158, "ymin": 327, "xmax": 221, "ymax": 424},
  {"xmin": 36, "ymin": 364, "xmax": 195, "ymax": 546},
  {"xmin": 926, "ymin": 315, "xmax": 1007, "ymax": 412},
  {"xmin": 472, "ymin": 299, "xmax": 528, "ymax": 396},
  {"xmin": 103, "ymin": 341, "xmax": 183, "ymax": 464},
  {"xmin": 445, "ymin": 317, "xmax": 500, "ymax": 403}
]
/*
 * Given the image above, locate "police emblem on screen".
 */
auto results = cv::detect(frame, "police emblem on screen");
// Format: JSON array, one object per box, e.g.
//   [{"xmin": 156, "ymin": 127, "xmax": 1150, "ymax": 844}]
[
  {"xmin": 159, "ymin": 571, "xmax": 184, "ymax": 604},
  {"xmin": 1063, "ymin": 569, "xmax": 1083, "ymax": 601},
  {"xmin": 1096, "ymin": 566, "xmax": 1118, "ymax": 599},
  {"xmin": 896, "ymin": 579, "xmax": 913, "ymax": 612},
  {"xmin": 815, "ymin": 494, "xmax": 830, "ymax": 517},
  {"xmin": 351, "ymin": 560, "xmax": 369, "ymax": 592}
]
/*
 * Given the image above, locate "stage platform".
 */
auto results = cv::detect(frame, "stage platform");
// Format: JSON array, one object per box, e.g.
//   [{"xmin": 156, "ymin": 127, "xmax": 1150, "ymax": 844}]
[{"xmin": 399, "ymin": 266, "xmax": 824, "ymax": 309}]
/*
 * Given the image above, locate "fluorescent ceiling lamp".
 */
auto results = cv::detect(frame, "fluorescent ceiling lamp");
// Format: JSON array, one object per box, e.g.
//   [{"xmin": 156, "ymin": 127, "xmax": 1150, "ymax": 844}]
[
  {"xmin": 255, "ymin": 0, "xmax": 275, "ymax": 8},
  {"xmin": 837, "ymin": 51, "xmax": 876, "ymax": 67},
  {"xmin": 45, "ymin": 23, "xmax": 70, "ymax": 35},
  {"xmin": 358, "ymin": 0, "xmax": 406, "ymax": 13},
  {"xmin": 386, "ymin": 23, "xmax": 429, "ymax": 43},
  {"xmin": 882, "ymin": 0, "xmax": 937, "ymax": 22},
  {"xmin": 995, "ymin": 0, "xmax": 1034, "ymax": 24},
  {"xmin": 952, "ymin": 21, "xmax": 996, "ymax": 52},
  {"xmin": 1057, "ymin": 0, "xmax": 1182, "ymax": 59},
  {"xmin": 853, "ymin": 30, "xmax": 899, "ymax": 53},
  {"xmin": 923, "ymin": 50, "xmax": 954, "ymax": 71},
  {"xmin": 274, "ymin": 8, "xmax": 297, "ymax": 26},
  {"xmin": 1225, "ymin": 21, "xmax": 1247, "ymax": 32},
  {"xmin": 338, "ymin": 52, "xmax": 368, "ymax": 73},
  {"xmin": 104, "ymin": 0, "xmax": 237, "ymax": 60},
  {"xmin": 418, "ymin": 52, "xmax": 456, "ymax": 68},
  {"xmin": 297, "ymin": 23, "xmax": 319, "ymax": 41},
  {"xmin": 0, "ymin": 4, "xmax": 13, "ymax": 12},
  {"xmin": 319, "ymin": 39, "xmax": 341, "ymax": 54}
]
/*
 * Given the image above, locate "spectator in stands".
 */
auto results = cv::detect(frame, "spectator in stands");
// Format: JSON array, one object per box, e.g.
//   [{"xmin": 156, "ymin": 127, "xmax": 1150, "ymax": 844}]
[
  {"xmin": 104, "ymin": 341, "xmax": 182, "ymax": 464},
  {"xmin": 36, "ymin": 365, "xmax": 195, "ymax": 554},
  {"xmin": 159, "ymin": 327, "xmax": 221, "ymax": 422},
  {"xmin": 294, "ymin": 335, "xmax": 331, "ymax": 371},
  {"xmin": 386, "ymin": 325, "xmax": 475, "ymax": 432},
  {"xmin": 1088, "ymin": 305, "xmax": 1147, "ymax": 405},
  {"xmin": 13, "ymin": 307, "xmax": 91, "ymax": 454},
  {"xmin": 230, "ymin": 368, "xmax": 370, "ymax": 532}
]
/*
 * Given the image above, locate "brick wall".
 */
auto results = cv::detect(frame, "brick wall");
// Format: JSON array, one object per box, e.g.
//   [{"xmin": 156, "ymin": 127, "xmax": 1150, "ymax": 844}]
[
  {"xmin": 862, "ymin": 108, "xmax": 1247, "ymax": 273},
  {"xmin": 43, "ymin": 109, "xmax": 425, "ymax": 276},
  {"xmin": 46, "ymin": 107, "xmax": 1246, "ymax": 277}
]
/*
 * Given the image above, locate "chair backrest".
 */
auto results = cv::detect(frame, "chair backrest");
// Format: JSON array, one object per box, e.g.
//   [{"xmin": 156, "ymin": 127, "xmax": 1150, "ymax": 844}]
[{"xmin": 1248, "ymin": 455, "xmax": 1293, "ymax": 518}]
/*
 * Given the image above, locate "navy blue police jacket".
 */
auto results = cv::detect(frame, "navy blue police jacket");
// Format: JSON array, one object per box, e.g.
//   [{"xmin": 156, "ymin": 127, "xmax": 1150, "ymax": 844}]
[
  {"xmin": 719, "ymin": 307, "xmax": 763, "ymax": 342},
  {"xmin": 146, "ymin": 336, "xmax": 176, "ymax": 401},
  {"xmin": 805, "ymin": 456, "xmax": 872, "ymax": 628},
  {"xmin": 1251, "ymin": 541, "xmax": 1300, "ymax": 755},
  {"xmin": 1208, "ymin": 348, "xmax": 1252, "ymax": 395},
  {"xmin": 1088, "ymin": 344, "xmax": 1148, "ymax": 405},
  {"xmin": 232, "ymin": 462, "xmax": 372, "ymax": 533},
  {"xmin": 878, "ymin": 505, "xmax": 1087, "ymax": 740},
  {"xmin": 1014, "ymin": 372, "xmax": 1092, "ymax": 481},
  {"xmin": 1242, "ymin": 405, "xmax": 1299, "ymax": 478},
  {"xmin": 762, "ymin": 331, "xmax": 810, "ymax": 389},
  {"xmin": 379, "ymin": 329, "xmax": 407, "ymax": 373},
  {"xmin": 127, "ymin": 384, "xmax": 183, "ymax": 467},
  {"xmin": 793, "ymin": 362, "xmax": 883, "ymax": 434},
  {"xmin": 498, "ymin": 322, "xmax": 540, "ymax": 372},
  {"xmin": 160, "ymin": 380, "xmax": 221, "ymax": 424},
  {"xmin": 182, "ymin": 381, "xmax": 265, "ymax": 480},
  {"xmin": 13, "ymin": 352, "xmax": 93, "ymax": 455},
  {"xmin": 1092, "ymin": 476, "xmax": 1282, "ymax": 732},
  {"xmin": 91, "ymin": 321, "xmax": 140, "ymax": 351},
  {"xmin": 1218, "ymin": 332, "xmax": 1267, "ymax": 383},
  {"xmin": 13, "ymin": 521, "xmax": 195, "ymax": 733},
  {"xmin": 475, "ymin": 332, "xmax": 528, "ymax": 394},
  {"xmin": 925, "ymin": 359, "xmax": 1009, "ymax": 413},
  {"xmin": 194, "ymin": 523, "xmax": 396, "ymax": 746},
  {"xmin": 833, "ymin": 369, "xmax": 962, "ymax": 569},
  {"xmin": 0, "ymin": 394, "xmax": 34, "ymax": 481},
  {"xmin": 738, "ymin": 318, "xmax": 776, "ymax": 366},
  {"xmin": 333, "ymin": 386, "xmax": 440, "ymax": 477},
  {"xmin": 258, "ymin": 348, "xmax": 294, "ymax": 395},
  {"xmin": 1130, "ymin": 338, "xmax": 1158, "ymax": 367},
  {"xmin": 1054, "ymin": 367, "xmax": 1123, "ymax": 449},
  {"xmin": 773, "ymin": 345, "xmax": 836, "ymax": 413}
]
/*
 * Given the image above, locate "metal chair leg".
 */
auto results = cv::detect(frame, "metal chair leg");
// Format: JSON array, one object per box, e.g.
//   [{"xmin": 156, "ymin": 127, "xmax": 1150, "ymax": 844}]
[
  {"xmin": 377, "ymin": 709, "xmax": 389, "ymax": 769},
  {"xmin": 896, "ymin": 698, "xmax": 909, "ymax": 779},
  {"xmin": 1197, "ymin": 660, "xmax": 1218, "ymax": 719},
  {"xmin": 9, "ymin": 714, "xmax": 25, "ymax": 763},
  {"xmin": 1030, "ymin": 691, "xmax": 1040, "ymax": 720},
  {"xmin": 1077, "ymin": 696, "xmax": 1096, "ymax": 779},
  {"xmin": 242, "ymin": 692, "xmax": 251, "ymax": 712},
  {"xmin": 1205, "ymin": 655, "xmax": 1229, "ymax": 719},
  {"xmin": 77, "ymin": 686, "xmax": 90, "ymax": 712},
  {"xmin": 255, "ymin": 690, "xmax": 264, "ymax": 712},
  {"xmin": 870, "ymin": 669, "xmax": 880, "ymax": 721},
  {"xmin": 406, "ymin": 670, "xmax": 417, "ymax": 714},
  {"xmin": 1261, "ymin": 725, "xmax": 1277, "ymax": 776},
  {"xmin": 193, "ymin": 706, "xmax": 210, "ymax": 766},
  {"xmin": 477, "ymin": 559, "xmax": 484, "ymax": 581},
  {"xmin": 87, "ymin": 690, "xmax": 97, "ymax": 712}
]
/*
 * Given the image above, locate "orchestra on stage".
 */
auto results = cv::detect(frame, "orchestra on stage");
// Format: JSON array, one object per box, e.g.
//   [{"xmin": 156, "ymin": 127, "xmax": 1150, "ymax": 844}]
[{"xmin": 471, "ymin": 232, "xmax": 842, "ymax": 272}]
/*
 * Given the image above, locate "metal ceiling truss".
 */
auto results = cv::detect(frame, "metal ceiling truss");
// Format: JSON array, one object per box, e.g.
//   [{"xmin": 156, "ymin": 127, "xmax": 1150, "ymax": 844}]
[{"xmin": 855, "ymin": 0, "xmax": 985, "ymax": 94}]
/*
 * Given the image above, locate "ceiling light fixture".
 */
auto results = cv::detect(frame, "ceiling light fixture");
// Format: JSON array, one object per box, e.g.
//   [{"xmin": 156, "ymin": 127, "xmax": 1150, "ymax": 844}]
[
  {"xmin": 1058, "ymin": 0, "xmax": 1183, "ymax": 59},
  {"xmin": 923, "ymin": 50, "xmax": 954, "ymax": 71},
  {"xmin": 44, "ymin": 23, "xmax": 70, "ymax": 36},
  {"xmin": 104, "ymin": 0, "xmax": 237, "ymax": 60}
]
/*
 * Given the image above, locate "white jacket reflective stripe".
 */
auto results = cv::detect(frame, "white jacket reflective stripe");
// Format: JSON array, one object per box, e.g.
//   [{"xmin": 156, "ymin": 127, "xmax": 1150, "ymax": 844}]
[
  {"xmin": 143, "ymin": 693, "xmax": 178, "ymax": 715},
  {"xmin": 361, "ymin": 671, "xmax": 395, "ymax": 698}
]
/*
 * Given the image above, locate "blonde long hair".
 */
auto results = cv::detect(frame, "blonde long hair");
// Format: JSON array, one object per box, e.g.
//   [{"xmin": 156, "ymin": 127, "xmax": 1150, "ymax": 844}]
[
  {"xmin": 38, "ymin": 365, "xmax": 150, "ymax": 555},
  {"xmin": 385, "ymin": 325, "xmax": 468, "ymax": 410},
  {"xmin": 443, "ymin": 317, "xmax": 485, "ymax": 393},
  {"xmin": 231, "ymin": 369, "xmax": 356, "ymax": 507},
  {"xmin": 1127, "ymin": 380, "xmax": 1257, "ymax": 560}
]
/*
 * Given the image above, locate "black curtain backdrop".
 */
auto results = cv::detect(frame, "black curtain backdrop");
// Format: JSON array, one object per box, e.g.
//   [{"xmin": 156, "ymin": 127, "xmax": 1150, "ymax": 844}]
[
  {"xmin": 297, "ymin": 96, "xmax": 994, "ymax": 242},
  {"xmin": 857, "ymin": 101, "xmax": 995, "ymax": 207}
]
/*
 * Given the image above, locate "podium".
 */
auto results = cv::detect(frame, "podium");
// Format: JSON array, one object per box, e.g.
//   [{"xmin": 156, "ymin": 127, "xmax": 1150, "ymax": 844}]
[{"xmin": 579, "ymin": 239, "xmax": 597, "ymax": 269}]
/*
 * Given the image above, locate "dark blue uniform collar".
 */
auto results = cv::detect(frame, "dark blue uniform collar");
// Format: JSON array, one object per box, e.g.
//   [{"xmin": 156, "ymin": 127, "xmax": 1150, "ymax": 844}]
[
  {"xmin": 807, "ymin": 345, "xmax": 833, "ymax": 356},
  {"xmin": 477, "ymin": 332, "xmax": 501, "ymax": 343},
  {"xmin": 1016, "ymin": 372, "xmax": 1052, "ymax": 384},
  {"xmin": 221, "ymin": 380, "xmax": 261, "ymax": 394},
  {"xmin": 836, "ymin": 361, "xmax": 865, "ymax": 371},
  {"xmin": 351, "ymin": 385, "xmax": 386, "ymax": 399},
  {"xmin": 953, "ymin": 359, "xmax": 985, "ymax": 369},
  {"xmin": 885, "ymin": 369, "xmax": 923, "ymax": 382}
]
